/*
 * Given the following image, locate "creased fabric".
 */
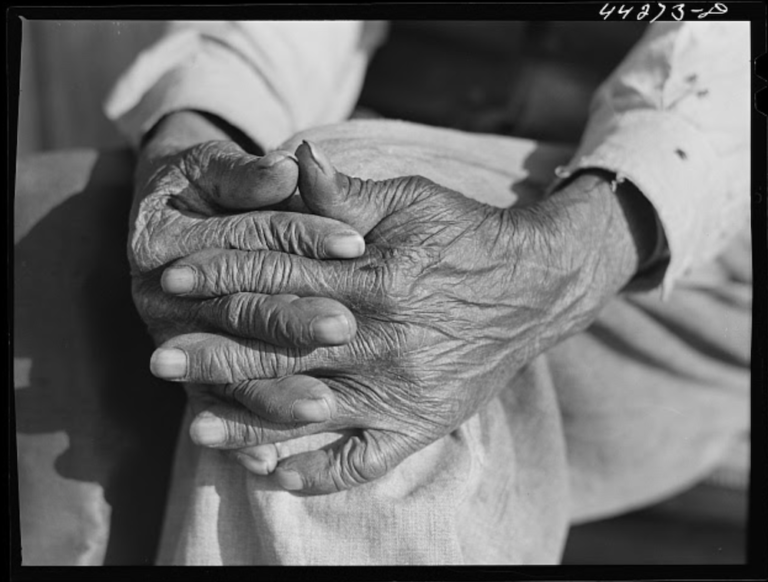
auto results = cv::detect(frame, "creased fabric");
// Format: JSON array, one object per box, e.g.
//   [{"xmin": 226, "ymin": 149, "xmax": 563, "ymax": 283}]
[
  {"xmin": 552, "ymin": 22, "xmax": 751, "ymax": 296},
  {"xmin": 154, "ymin": 120, "xmax": 750, "ymax": 564},
  {"xmin": 101, "ymin": 20, "xmax": 752, "ymax": 564}
]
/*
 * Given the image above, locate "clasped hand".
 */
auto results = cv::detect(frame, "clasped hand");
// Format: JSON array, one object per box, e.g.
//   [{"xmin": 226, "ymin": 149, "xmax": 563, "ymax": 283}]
[{"xmin": 132, "ymin": 139, "xmax": 625, "ymax": 494}]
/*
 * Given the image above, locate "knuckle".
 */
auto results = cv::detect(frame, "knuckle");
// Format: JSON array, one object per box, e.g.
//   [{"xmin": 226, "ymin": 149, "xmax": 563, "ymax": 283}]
[
  {"xmin": 356, "ymin": 247, "xmax": 406, "ymax": 312},
  {"xmin": 239, "ymin": 411, "xmax": 266, "ymax": 445},
  {"xmin": 132, "ymin": 209, "xmax": 175, "ymax": 271},
  {"xmin": 198, "ymin": 251, "xmax": 244, "ymax": 295},
  {"xmin": 223, "ymin": 293, "xmax": 255, "ymax": 336},
  {"xmin": 261, "ymin": 298, "xmax": 287, "ymax": 343},
  {"xmin": 221, "ymin": 410, "xmax": 254, "ymax": 446},
  {"xmin": 219, "ymin": 415, "xmax": 239, "ymax": 445},
  {"xmin": 260, "ymin": 343, "xmax": 307, "ymax": 378},
  {"xmin": 178, "ymin": 218, "xmax": 216, "ymax": 255},
  {"xmin": 258, "ymin": 252, "xmax": 292, "ymax": 294},
  {"xmin": 196, "ymin": 345, "xmax": 235, "ymax": 384},
  {"xmin": 188, "ymin": 142, "xmax": 220, "ymax": 170},
  {"xmin": 398, "ymin": 175, "xmax": 434, "ymax": 200},
  {"xmin": 207, "ymin": 254, "xmax": 230, "ymax": 294},
  {"xmin": 235, "ymin": 414, "xmax": 262, "ymax": 446},
  {"xmin": 231, "ymin": 215, "xmax": 262, "ymax": 251},
  {"xmin": 345, "ymin": 175, "xmax": 377, "ymax": 201},
  {"xmin": 335, "ymin": 435, "xmax": 388, "ymax": 489},
  {"xmin": 268, "ymin": 214, "xmax": 297, "ymax": 254},
  {"xmin": 253, "ymin": 345, "xmax": 279, "ymax": 378}
]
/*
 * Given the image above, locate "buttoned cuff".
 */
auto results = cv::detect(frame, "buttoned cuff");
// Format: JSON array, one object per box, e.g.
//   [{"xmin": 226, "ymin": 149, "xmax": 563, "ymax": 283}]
[{"xmin": 548, "ymin": 109, "xmax": 723, "ymax": 299}]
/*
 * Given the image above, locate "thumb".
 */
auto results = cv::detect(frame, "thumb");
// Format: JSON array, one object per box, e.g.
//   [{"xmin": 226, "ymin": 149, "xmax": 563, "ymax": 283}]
[
  {"xmin": 198, "ymin": 143, "xmax": 299, "ymax": 210},
  {"xmin": 296, "ymin": 140, "xmax": 422, "ymax": 235}
]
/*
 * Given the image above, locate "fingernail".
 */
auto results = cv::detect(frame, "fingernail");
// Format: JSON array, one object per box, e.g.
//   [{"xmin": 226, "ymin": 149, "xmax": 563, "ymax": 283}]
[
  {"xmin": 190, "ymin": 415, "xmax": 227, "ymax": 446},
  {"xmin": 311, "ymin": 314, "xmax": 351, "ymax": 345},
  {"xmin": 325, "ymin": 233, "xmax": 365, "ymax": 258},
  {"xmin": 292, "ymin": 398, "xmax": 331, "ymax": 422},
  {"xmin": 302, "ymin": 140, "xmax": 334, "ymax": 176},
  {"xmin": 161, "ymin": 266, "xmax": 196, "ymax": 294},
  {"xmin": 276, "ymin": 469, "xmax": 303, "ymax": 491},
  {"xmin": 237, "ymin": 453, "xmax": 275, "ymax": 475},
  {"xmin": 150, "ymin": 348, "xmax": 187, "ymax": 380},
  {"xmin": 258, "ymin": 151, "xmax": 296, "ymax": 168}
]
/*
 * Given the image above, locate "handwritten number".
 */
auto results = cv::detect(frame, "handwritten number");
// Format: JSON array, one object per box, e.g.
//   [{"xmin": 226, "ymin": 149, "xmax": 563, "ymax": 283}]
[
  {"xmin": 618, "ymin": 4, "xmax": 633, "ymax": 19},
  {"xmin": 599, "ymin": 3, "xmax": 616, "ymax": 19},
  {"xmin": 601, "ymin": 1, "xmax": 726, "ymax": 21},
  {"xmin": 650, "ymin": 2, "xmax": 666, "ymax": 22}
]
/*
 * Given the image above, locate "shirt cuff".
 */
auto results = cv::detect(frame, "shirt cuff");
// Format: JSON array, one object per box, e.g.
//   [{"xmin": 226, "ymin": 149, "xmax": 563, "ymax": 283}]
[
  {"xmin": 548, "ymin": 108, "xmax": 724, "ymax": 298},
  {"xmin": 104, "ymin": 30, "xmax": 293, "ymax": 152}
]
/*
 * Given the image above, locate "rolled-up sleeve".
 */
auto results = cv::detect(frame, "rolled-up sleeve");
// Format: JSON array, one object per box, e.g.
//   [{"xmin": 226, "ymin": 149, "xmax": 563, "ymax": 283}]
[
  {"xmin": 552, "ymin": 22, "xmax": 751, "ymax": 295},
  {"xmin": 104, "ymin": 20, "xmax": 386, "ymax": 151}
]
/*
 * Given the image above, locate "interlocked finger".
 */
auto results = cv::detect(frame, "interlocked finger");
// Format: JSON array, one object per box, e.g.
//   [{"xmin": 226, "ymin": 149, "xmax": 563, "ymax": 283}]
[
  {"xmin": 191, "ymin": 292, "xmax": 357, "ymax": 347},
  {"xmin": 187, "ymin": 398, "xmax": 337, "ymax": 450},
  {"xmin": 150, "ymin": 331, "xmax": 358, "ymax": 384},
  {"xmin": 160, "ymin": 247, "xmax": 376, "ymax": 301},
  {"xmin": 134, "ymin": 208, "xmax": 365, "ymax": 272},
  {"xmin": 220, "ymin": 375, "xmax": 338, "ymax": 424}
]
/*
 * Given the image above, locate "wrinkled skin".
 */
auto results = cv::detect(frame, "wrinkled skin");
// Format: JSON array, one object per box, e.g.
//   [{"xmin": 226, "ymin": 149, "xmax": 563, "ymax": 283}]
[
  {"xmin": 150, "ymin": 141, "xmax": 636, "ymax": 494},
  {"xmin": 130, "ymin": 140, "xmax": 366, "ymax": 349},
  {"xmin": 130, "ymin": 138, "xmax": 380, "ymax": 440}
]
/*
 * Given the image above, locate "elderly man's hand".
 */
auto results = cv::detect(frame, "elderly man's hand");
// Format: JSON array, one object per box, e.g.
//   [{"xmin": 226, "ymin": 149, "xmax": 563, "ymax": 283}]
[
  {"xmin": 131, "ymin": 112, "xmax": 369, "ymax": 423},
  {"xmin": 149, "ymin": 141, "xmax": 648, "ymax": 494}
]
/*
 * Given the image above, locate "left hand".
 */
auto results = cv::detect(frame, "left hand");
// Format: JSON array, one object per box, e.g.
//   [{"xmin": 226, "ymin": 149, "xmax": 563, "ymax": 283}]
[{"xmin": 151, "ymin": 141, "xmax": 646, "ymax": 494}]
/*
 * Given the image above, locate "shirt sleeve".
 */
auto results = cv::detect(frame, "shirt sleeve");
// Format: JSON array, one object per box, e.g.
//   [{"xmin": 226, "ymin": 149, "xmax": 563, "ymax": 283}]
[
  {"xmin": 548, "ymin": 21, "xmax": 751, "ymax": 296},
  {"xmin": 104, "ymin": 21, "xmax": 387, "ymax": 152}
]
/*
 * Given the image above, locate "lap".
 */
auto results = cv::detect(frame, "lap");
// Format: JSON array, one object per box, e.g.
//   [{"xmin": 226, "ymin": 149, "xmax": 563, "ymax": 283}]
[
  {"xmin": 15, "ymin": 124, "xmax": 750, "ymax": 564},
  {"xmin": 161, "ymin": 121, "xmax": 750, "ymax": 563},
  {"xmin": 292, "ymin": 120, "xmax": 750, "ymax": 533}
]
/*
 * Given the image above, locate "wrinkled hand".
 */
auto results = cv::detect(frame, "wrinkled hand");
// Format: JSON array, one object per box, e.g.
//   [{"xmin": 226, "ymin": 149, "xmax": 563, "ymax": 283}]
[
  {"xmin": 130, "ymin": 140, "xmax": 367, "ymax": 349},
  {"xmin": 150, "ymin": 141, "xmax": 637, "ymax": 494},
  {"xmin": 130, "ymin": 138, "xmax": 377, "ymax": 446}
]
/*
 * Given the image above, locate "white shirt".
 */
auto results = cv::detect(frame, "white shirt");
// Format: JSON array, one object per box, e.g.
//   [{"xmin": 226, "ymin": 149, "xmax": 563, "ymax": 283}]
[{"xmin": 105, "ymin": 20, "xmax": 751, "ymax": 295}]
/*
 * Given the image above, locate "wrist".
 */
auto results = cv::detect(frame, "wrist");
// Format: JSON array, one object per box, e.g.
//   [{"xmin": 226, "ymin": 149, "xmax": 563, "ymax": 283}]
[
  {"xmin": 567, "ymin": 169, "xmax": 659, "ymax": 273},
  {"xmin": 553, "ymin": 171, "xmax": 658, "ymax": 289},
  {"xmin": 135, "ymin": 110, "xmax": 265, "ymax": 203},
  {"xmin": 139, "ymin": 110, "xmax": 237, "ymax": 162},
  {"xmin": 507, "ymin": 170, "xmax": 658, "ymax": 315}
]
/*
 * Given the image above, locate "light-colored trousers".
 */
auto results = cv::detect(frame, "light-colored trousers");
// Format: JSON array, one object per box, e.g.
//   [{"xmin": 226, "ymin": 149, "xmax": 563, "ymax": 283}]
[{"xmin": 156, "ymin": 120, "xmax": 751, "ymax": 565}]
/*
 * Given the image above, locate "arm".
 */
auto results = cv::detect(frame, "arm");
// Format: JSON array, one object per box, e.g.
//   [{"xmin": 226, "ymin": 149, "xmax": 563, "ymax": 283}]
[
  {"xmin": 119, "ymin": 20, "xmax": 387, "ymax": 265},
  {"xmin": 146, "ymin": 139, "xmax": 667, "ymax": 494},
  {"xmin": 117, "ymin": 24, "xmax": 380, "ymax": 387},
  {"xmin": 105, "ymin": 20, "xmax": 386, "ymax": 152},
  {"xmin": 140, "ymin": 22, "xmax": 750, "ymax": 490},
  {"xmin": 552, "ymin": 21, "xmax": 751, "ymax": 295}
]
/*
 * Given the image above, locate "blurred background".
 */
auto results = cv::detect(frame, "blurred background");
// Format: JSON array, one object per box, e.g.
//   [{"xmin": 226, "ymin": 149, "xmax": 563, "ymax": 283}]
[
  {"xmin": 14, "ymin": 18, "xmax": 752, "ymax": 566},
  {"xmin": 17, "ymin": 19, "xmax": 166, "ymax": 155}
]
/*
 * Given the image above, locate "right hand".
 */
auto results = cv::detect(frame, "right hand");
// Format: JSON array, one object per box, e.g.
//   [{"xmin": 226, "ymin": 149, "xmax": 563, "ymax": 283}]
[
  {"xmin": 130, "ymin": 139, "xmax": 367, "ymax": 422},
  {"xmin": 150, "ymin": 140, "xmax": 641, "ymax": 494}
]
